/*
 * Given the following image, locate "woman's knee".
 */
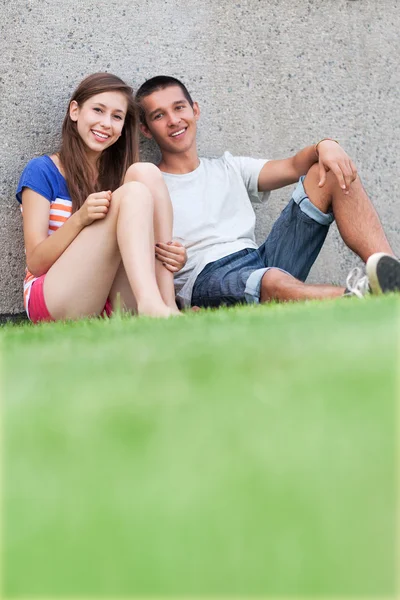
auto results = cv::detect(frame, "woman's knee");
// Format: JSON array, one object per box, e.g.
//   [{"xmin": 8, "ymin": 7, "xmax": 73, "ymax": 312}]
[
  {"xmin": 107, "ymin": 181, "xmax": 153, "ymax": 221},
  {"xmin": 125, "ymin": 162, "xmax": 162, "ymax": 184},
  {"xmin": 113, "ymin": 181, "xmax": 153, "ymax": 204}
]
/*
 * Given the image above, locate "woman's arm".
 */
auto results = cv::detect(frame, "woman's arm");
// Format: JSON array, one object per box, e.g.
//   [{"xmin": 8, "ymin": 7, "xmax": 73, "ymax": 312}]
[
  {"xmin": 22, "ymin": 188, "xmax": 111, "ymax": 276},
  {"xmin": 22, "ymin": 189, "xmax": 85, "ymax": 276}
]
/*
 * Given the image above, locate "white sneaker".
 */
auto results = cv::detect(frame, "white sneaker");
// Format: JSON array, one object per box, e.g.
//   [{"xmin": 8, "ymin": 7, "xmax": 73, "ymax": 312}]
[
  {"xmin": 344, "ymin": 267, "xmax": 370, "ymax": 299},
  {"xmin": 366, "ymin": 253, "xmax": 400, "ymax": 294}
]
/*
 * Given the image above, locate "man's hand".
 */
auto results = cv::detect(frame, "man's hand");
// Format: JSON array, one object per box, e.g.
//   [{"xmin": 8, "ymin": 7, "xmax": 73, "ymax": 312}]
[
  {"xmin": 317, "ymin": 141, "xmax": 357, "ymax": 194},
  {"xmin": 155, "ymin": 240, "xmax": 187, "ymax": 273}
]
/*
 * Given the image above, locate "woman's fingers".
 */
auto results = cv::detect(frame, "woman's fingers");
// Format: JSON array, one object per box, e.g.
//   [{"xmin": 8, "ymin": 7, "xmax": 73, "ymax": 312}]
[
  {"xmin": 88, "ymin": 190, "xmax": 112, "ymax": 200},
  {"xmin": 155, "ymin": 253, "xmax": 181, "ymax": 267},
  {"xmin": 161, "ymin": 262, "xmax": 179, "ymax": 273},
  {"xmin": 94, "ymin": 205, "xmax": 109, "ymax": 213},
  {"xmin": 155, "ymin": 241, "xmax": 184, "ymax": 255},
  {"xmin": 155, "ymin": 244, "xmax": 185, "ymax": 265},
  {"xmin": 87, "ymin": 200, "xmax": 109, "ymax": 209},
  {"xmin": 155, "ymin": 241, "xmax": 187, "ymax": 273},
  {"xmin": 86, "ymin": 191, "xmax": 111, "ymax": 208},
  {"xmin": 155, "ymin": 246, "xmax": 179, "ymax": 259}
]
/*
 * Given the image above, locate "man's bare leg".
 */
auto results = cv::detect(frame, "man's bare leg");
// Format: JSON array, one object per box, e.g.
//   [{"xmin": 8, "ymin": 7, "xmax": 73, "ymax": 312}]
[
  {"xmin": 303, "ymin": 163, "xmax": 393, "ymax": 261},
  {"xmin": 261, "ymin": 269, "xmax": 344, "ymax": 303},
  {"xmin": 261, "ymin": 162, "xmax": 396, "ymax": 303}
]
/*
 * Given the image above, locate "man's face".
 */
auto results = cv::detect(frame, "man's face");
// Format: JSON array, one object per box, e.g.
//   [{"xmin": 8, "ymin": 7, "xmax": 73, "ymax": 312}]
[{"xmin": 139, "ymin": 85, "xmax": 200, "ymax": 155}]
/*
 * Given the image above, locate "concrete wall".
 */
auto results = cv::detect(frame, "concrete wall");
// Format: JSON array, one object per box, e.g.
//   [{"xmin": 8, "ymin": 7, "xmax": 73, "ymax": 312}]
[{"xmin": 1, "ymin": 0, "xmax": 399, "ymax": 315}]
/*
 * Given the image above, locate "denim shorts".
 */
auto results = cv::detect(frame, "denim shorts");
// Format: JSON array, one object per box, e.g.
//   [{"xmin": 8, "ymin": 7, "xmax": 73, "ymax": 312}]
[{"xmin": 191, "ymin": 176, "xmax": 334, "ymax": 307}]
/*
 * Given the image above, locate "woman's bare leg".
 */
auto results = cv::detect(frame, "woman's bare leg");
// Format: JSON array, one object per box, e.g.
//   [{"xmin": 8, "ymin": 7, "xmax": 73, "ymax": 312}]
[
  {"xmin": 124, "ymin": 163, "xmax": 180, "ymax": 313},
  {"xmin": 43, "ymin": 181, "xmax": 172, "ymax": 320},
  {"xmin": 115, "ymin": 181, "xmax": 174, "ymax": 316},
  {"xmin": 108, "ymin": 260, "xmax": 138, "ymax": 314}
]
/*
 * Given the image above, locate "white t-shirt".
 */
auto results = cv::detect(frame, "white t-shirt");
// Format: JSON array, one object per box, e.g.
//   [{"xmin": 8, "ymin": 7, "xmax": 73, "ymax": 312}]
[{"xmin": 162, "ymin": 151, "xmax": 269, "ymax": 306}]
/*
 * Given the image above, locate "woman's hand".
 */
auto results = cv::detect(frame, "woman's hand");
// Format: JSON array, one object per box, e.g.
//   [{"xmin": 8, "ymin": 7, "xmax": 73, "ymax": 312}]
[
  {"xmin": 155, "ymin": 240, "xmax": 187, "ymax": 273},
  {"xmin": 78, "ymin": 191, "xmax": 112, "ymax": 227}
]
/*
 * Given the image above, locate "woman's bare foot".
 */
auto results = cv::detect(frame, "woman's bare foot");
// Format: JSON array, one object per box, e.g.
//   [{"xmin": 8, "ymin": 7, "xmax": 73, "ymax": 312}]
[
  {"xmin": 167, "ymin": 304, "xmax": 182, "ymax": 316},
  {"xmin": 137, "ymin": 301, "xmax": 183, "ymax": 318}
]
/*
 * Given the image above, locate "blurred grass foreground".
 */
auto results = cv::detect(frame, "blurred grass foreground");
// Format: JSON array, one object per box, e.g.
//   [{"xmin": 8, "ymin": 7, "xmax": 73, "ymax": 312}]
[{"xmin": 2, "ymin": 296, "xmax": 399, "ymax": 597}]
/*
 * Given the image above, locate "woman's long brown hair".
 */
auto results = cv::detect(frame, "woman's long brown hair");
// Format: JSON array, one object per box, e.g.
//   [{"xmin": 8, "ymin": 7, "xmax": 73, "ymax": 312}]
[{"xmin": 59, "ymin": 72, "xmax": 139, "ymax": 213}]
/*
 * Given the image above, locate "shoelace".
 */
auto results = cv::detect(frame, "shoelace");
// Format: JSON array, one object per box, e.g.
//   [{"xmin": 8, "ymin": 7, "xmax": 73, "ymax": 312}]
[{"xmin": 346, "ymin": 267, "xmax": 370, "ymax": 299}]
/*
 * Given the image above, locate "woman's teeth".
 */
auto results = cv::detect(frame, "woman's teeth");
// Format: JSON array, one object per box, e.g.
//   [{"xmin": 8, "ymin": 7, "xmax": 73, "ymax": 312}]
[{"xmin": 92, "ymin": 130, "xmax": 109, "ymax": 139}]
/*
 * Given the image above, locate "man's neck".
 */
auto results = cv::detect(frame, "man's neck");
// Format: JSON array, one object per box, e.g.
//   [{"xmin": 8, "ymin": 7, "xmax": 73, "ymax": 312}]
[{"xmin": 158, "ymin": 148, "xmax": 200, "ymax": 174}]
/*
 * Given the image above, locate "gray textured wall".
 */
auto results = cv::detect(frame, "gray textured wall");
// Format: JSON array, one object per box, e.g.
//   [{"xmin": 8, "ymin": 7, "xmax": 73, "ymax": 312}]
[{"xmin": 1, "ymin": 0, "xmax": 399, "ymax": 315}]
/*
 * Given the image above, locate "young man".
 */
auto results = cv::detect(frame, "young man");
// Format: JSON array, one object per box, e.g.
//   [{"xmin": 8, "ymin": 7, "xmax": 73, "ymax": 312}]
[{"xmin": 136, "ymin": 76, "xmax": 400, "ymax": 309}]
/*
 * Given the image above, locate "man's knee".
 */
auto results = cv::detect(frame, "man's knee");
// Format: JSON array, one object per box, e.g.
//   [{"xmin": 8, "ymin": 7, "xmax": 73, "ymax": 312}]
[
  {"xmin": 303, "ymin": 163, "xmax": 336, "ymax": 213},
  {"xmin": 305, "ymin": 162, "xmax": 320, "ymax": 182},
  {"xmin": 305, "ymin": 161, "xmax": 361, "ymax": 195},
  {"xmin": 260, "ymin": 268, "xmax": 294, "ymax": 301},
  {"xmin": 305, "ymin": 162, "xmax": 335, "ymax": 187}
]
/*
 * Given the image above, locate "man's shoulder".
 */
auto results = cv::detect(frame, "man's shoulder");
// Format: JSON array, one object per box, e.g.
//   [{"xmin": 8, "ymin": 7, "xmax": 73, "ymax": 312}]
[
  {"xmin": 200, "ymin": 151, "xmax": 243, "ymax": 171},
  {"xmin": 201, "ymin": 151, "xmax": 236, "ymax": 163},
  {"xmin": 201, "ymin": 152, "xmax": 265, "ymax": 177},
  {"xmin": 201, "ymin": 151, "xmax": 261, "ymax": 166}
]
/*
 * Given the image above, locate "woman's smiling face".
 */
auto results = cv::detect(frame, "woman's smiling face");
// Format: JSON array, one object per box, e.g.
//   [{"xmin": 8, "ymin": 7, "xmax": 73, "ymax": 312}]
[{"xmin": 69, "ymin": 91, "xmax": 128, "ymax": 157}]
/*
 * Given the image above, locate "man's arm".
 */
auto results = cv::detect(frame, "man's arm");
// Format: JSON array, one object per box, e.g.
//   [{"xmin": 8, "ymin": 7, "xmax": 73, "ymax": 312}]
[{"xmin": 258, "ymin": 140, "xmax": 357, "ymax": 194}]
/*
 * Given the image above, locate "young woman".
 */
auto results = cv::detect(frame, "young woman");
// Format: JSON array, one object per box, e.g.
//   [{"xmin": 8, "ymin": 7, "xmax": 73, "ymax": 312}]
[{"xmin": 16, "ymin": 73, "xmax": 186, "ymax": 322}]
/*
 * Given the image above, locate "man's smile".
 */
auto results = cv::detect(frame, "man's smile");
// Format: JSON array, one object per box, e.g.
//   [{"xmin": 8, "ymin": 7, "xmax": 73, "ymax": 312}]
[{"xmin": 170, "ymin": 127, "xmax": 187, "ymax": 138}]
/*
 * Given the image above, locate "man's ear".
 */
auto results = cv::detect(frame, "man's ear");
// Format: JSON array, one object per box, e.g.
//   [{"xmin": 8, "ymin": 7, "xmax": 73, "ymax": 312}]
[
  {"xmin": 139, "ymin": 122, "xmax": 153, "ymax": 139},
  {"xmin": 69, "ymin": 100, "xmax": 79, "ymax": 122},
  {"xmin": 193, "ymin": 102, "xmax": 200, "ymax": 121}
]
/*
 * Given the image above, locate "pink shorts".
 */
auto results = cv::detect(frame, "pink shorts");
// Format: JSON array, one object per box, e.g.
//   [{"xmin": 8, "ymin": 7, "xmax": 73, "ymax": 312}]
[{"xmin": 28, "ymin": 275, "xmax": 113, "ymax": 324}]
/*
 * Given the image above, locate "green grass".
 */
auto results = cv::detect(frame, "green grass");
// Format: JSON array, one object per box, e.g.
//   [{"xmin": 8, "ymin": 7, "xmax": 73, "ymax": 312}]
[{"xmin": 2, "ymin": 297, "xmax": 399, "ymax": 597}]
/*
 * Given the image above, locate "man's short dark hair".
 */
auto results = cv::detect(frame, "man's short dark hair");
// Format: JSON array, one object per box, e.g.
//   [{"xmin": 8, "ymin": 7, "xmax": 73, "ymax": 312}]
[{"xmin": 135, "ymin": 76, "xmax": 194, "ymax": 125}]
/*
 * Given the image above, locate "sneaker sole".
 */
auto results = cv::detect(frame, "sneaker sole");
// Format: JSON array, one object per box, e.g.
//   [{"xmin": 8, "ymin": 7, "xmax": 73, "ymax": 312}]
[{"xmin": 366, "ymin": 253, "xmax": 400, "ymax": 294}]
